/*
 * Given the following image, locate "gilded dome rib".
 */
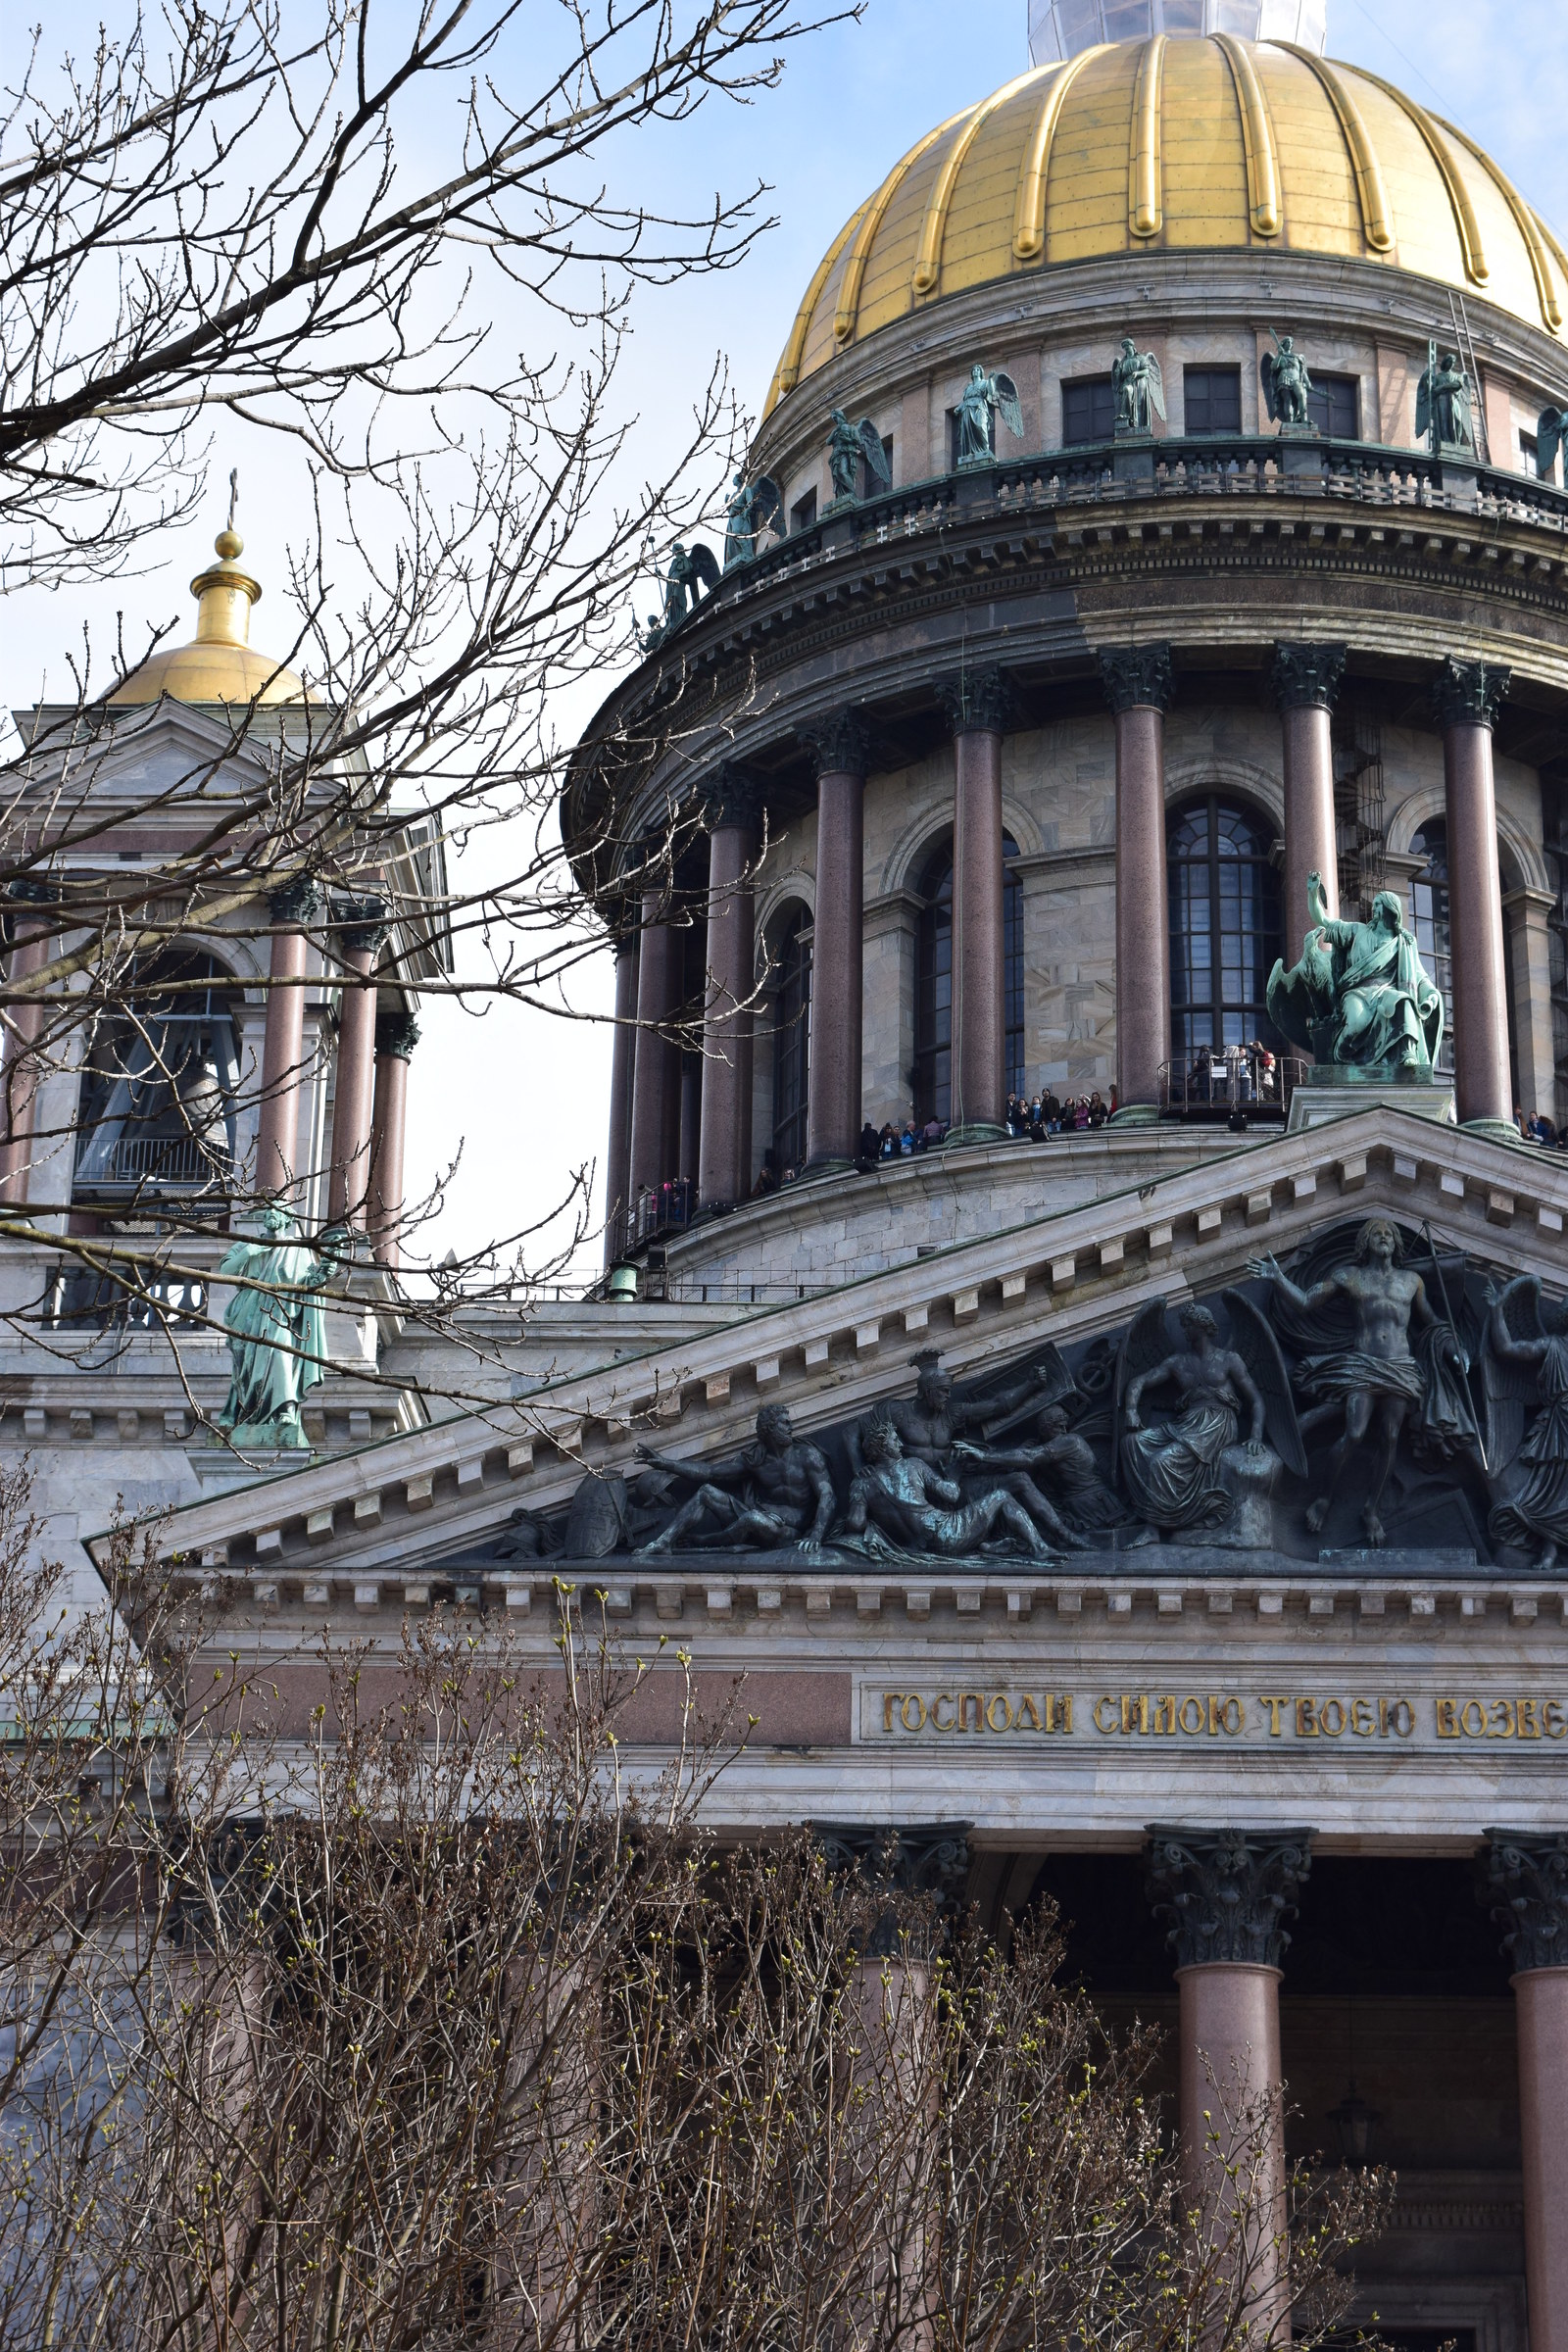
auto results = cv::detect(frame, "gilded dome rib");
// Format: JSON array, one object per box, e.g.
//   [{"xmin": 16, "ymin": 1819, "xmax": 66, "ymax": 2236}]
[
  {"xmin": 1012, "ymin": 48, "xmax": 1106, "ymax": 260},
  {"xmin": 766, "ymin": 204, "xmax": 867, "ymax": 412},
  {"xmin": 1353, "ymin": 65, "xmax": 1489, "ymax": 283},
  {"xmin": 1214, "ymin": 32, "xmax": 1282, "ymax": 238},
  {"xmin": 913, "ymin": 67, "xmax": 1045, "ymax": 296},
  {"xmin": 1273, "ymin": 45, "xmax": 1393, "ymax": 253},
  {"xmin": 1129, "ymin": 35, "xmax": 1166, "ymax": 241},
  {"xmin": 834, "ymin": 115, "xmax": 966, "ymax": 349},
  {"xmin": 1531, "ymin": 209, "xmax": 1568, "ymax": 336},
  {"xmin": 1438, "ymin": 117, "xmax": 1564, "ymax": 332}
]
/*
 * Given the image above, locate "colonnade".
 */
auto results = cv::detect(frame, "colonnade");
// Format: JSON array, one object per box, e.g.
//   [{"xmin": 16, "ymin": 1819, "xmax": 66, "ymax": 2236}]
[
  {"xmin": 0, "ymin": 876, "xmax": 416, "ymax": 1266},
  {"xmin": 603, "ymin": 643, "xmax": 1522, "ymax": 1245}
]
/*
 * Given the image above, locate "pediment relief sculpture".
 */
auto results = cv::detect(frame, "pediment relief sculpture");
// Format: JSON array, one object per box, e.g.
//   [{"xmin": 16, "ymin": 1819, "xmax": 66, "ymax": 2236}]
[{"xmin": 486, "ymin": 1218, "xmax": 1563, "ymax": 1575}]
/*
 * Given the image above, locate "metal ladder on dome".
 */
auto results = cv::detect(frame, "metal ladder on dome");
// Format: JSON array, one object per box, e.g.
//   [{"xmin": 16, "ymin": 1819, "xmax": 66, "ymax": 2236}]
[{"xmin": 1447, "ymin": 289, "xmax": 1492, "ymax": 464}]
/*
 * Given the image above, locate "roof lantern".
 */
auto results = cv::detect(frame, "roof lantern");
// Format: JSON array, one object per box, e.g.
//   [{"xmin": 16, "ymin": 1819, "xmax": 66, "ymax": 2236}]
[{"xmin": 1028, "ymin": 0, "xmax": 1323, "ymax": 64}]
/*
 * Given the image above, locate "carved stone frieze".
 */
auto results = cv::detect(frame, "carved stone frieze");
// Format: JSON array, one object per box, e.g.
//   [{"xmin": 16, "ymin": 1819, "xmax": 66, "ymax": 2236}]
[
  {"xmin": 1145, "ymin": 1825, "xmax": 1313, "ymax": 1968},
  {"xmin": 1484, "ymin": 1830, "xmax": 1568, "ymax": 1971},
  {"xmin": 1099, "ymin": 644, "xmax": 1174, "ymax": 714}
]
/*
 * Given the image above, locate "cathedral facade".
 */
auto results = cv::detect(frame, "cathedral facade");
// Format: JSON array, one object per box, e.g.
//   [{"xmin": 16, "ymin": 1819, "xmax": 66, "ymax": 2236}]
[{"xmin": 8, "ymin": 13, "xmax": 1568, "ymax": 2352}]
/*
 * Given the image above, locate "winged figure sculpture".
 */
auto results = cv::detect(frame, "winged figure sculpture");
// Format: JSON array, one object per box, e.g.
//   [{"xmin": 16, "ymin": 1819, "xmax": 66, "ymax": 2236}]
[
  {"xmin": 723, "ymin": 472, "xmax": 783, "ymax": 568},
  {"xmin": 1537, "ymin": 404, "xmax": 1567, "ymax": 484},
  {"xmin": 828, "ymin": 412, "xmax": 892, "ymax": 502},
  {"xmin": 635, "ymin": 539, "xmax": 723, "ymax": 654},
  {"xmin": 1483, "ymin": 1274, "xmax": 1568, "ymax": 1567}
]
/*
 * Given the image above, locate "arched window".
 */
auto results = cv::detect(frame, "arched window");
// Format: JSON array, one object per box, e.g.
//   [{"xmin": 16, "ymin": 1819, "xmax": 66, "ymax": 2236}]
[
  {"xmin": 913, "ymin": 836, "xmax": 1024, "ymax": 1122},
  {"xmin": 1408, "ymin": 820, "xmax": 1454, "ymax": 1075},
  {"xmin": 770, "ymin": 906, "xmax": 811, "ymax": 1173},
  {"xmin": 1167, "ymin": 798, "xmax": 1283, "ymax": 1058},
  {"xmin": 74, "ymin": 952, "xmax": 239, "ymax": 1202}
]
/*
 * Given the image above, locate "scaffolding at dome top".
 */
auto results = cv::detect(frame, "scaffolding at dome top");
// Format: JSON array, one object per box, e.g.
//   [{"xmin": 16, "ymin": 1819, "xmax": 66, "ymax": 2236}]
[{"xmin": 1028, "ymin": 0, "xmax": 1325, "ymax": 64}]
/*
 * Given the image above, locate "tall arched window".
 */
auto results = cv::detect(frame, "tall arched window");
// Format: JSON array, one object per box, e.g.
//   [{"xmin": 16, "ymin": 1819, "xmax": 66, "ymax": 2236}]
[
  {"xmin": 913, "ymin": 836, "xmax": 1023, "ymax": 1121},
  {"xmin": 74, "ymin": 951, "xmax": 239, "ymax": 1202},
  {"xmin": 1408, "ymin": 820, "xmax": 1454, "ymax": 1075},
  {"xmin": 770, "ymin": 906, "xmax": 811, "ymax": 1172},
  {"xmin": 1167, "ymin": 798, "xmax": 1283, "ymax": 1058}
]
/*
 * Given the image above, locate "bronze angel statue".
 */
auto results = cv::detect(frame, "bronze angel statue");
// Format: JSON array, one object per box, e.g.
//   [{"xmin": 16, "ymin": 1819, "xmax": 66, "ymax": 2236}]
[
  {"xmin": 828, "ymin": 411, "xmax": 892, "ymax": 502},
  {"xmin": 1415, "ymin": 349, "xmax": 1474, "ymax": 454},
  {"xmin": 1111, "ymin": 337, "xmax": 1165, "ymax": 434},
  {"xmin": 1536, "ymin": 403, "xmax": 1568, "ymax": 484},
  {"xmin": 1483, "ymin": 1275, "xmax": 1568, "ymax": 1568},
  {"xmin": 1260, "ymin": 330, "xmax": 1312, "ymax": 428},
  {"xmin": 636, "ymin": 540, "xmax": 722, "ymax": 653},
  {"xmin": 1112, "ymin": 1291, "xmax": 1303, "ymax": 1538},
  {"xmin": 956, "ymin": 364, "xmax": 1025, "ymax": 466},
  {"xmin": 722, "ymin": 472, "xmax": 782, "ymax": 568}
]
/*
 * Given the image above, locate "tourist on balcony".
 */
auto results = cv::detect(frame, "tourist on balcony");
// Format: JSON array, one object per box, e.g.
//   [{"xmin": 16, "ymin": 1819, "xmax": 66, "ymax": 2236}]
[
  {"xmin": 1088, "ymin": 1091, "xmax": 1107, "ymax": 1128},
  {"xmin": 1040, "ymin": 1089, "xmax": 1061, "ymax": 1132},
  {"xmin": 900, "ymin": 1123, "xmax": 916, "ymax": 1155},
  {"xmin": 921, "ymin": 1113, "xmax": 945, "ymax": 1151},
  {"xmin": 858, "ymin": 1120, "xmax": 881, "ymax": 1166}
]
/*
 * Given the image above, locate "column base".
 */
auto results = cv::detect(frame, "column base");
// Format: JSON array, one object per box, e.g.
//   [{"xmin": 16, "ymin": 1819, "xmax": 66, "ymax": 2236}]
[
  {"xmin": 1460, "ymin": 1116, "xmax": 1531, "ymax": 1147},
  {"xmin": 802, "ymin": 1153, "xmax": 856, "ymax": 1181},
  {"xmin": 1107, "ymin": 1102, "xmax": 1161, "ymax": 1127},
  {"xmin": 943, "ymin": 1121, "xmax": 1007, "ymax": 1149}
]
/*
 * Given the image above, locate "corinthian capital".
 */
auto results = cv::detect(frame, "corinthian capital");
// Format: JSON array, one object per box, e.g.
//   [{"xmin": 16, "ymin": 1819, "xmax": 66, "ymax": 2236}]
[
  {"xmin": 703, "ymin": 760, "xmax": 763, "ymax": 833},
  {"xmin": 1146, "ymin": 1825, "xmax": 1313, "ymax": 1968},
  {"xmin": 801, "ymin": 708, "xmax": 872, "ymax": 778},
  {"xmin": 1432, "ymin": 657, "xmax": 1510, "ymax": 732},
  {"xmin": 1099, "ymin": 644, "xmax": 1174, "ymax": 715},
  {"xmin": 937, "ymin": 666, "xmax": 1015, "ymax": 738},
  {"xmin": 1271, "ymin": 641, "xmax": 1347, "ymax": 712},
  {"xmin": 1485, "ymin": 1830, "xmax": 1568, "ymax": 1972}
]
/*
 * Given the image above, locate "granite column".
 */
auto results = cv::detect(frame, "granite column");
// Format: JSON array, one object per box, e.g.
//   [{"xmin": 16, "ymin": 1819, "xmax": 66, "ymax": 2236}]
[
  {"xmin": 698, "ymin": 778, "xmax": 758, "ymax": 1205},
  {"xmin": 604, "ymin": 932, "xmax": 639, "ymax": 1263},
  {"xmin": 804, "ymin": 712, "xmax": 869, "ymax": 1171},
  {"xmin": 0, "ymin": 884, "xmax": 57, "ymax": 1208},
  {"xmin": 1435, "ymin": 659, "xmax": 1512, "ymax": 1130},
  {"xmin": 1487, "ymin": 1832, "xmax": 1568, "ymax": 2352},
  {"xmin": 1147, "ymin": 1827, "xmax": 1313, "ymax": 2342},
  {"xmin": 1272, "ymin": 642, "xmax": 1346, "ymax": 967},
  {"xmin": 368, "ymin": 1009, "xmax": 418, "ymax": 1268},
  {"xmin": 326, "ymin": 896, "xmax": 388, "ymax": 1231},
  {"xmin": 255, "ymin": 878, "xmax": 318, "ymax": 1200},
  {"xmin": 939, "ymin": 673, "xmax": 1010, "ymax": 1143},
  {"xmin": 627, "ymin": 885, "xmax": 678, "ymax": 1202},
  {"xmin": 1102, "ymin": 647, "xmax": 1175, "ymax": 1121}
]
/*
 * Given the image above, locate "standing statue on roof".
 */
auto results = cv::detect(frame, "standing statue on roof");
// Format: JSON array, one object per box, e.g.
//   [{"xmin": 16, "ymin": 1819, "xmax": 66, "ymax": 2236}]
[
  {"xmin": 1260, "ymin": 330, "xmax": 1313, "ymax": 428},
  {"xmin": 722, "ymin": 471, "xmax": 783, "ymax": 567},
  {"xmin": 1111, "ymin": 337, "xmax": 1165, "ymax": 434},
  {"xmin": 827, "ymin": 411, "xmax": 892, "ymax": 503},
  {"xmin": 955, "ymin": 363, "xmax": 1025, "ymax": 466},
  {"xmin": 636, "ymin": 540, "xmax": 722, "ymax": 654},
  {"xmin": 217, "ymin": 1203, "xmax": 347, "ymax": 1450},
  {"xmin": 1416, "ymin": 348, "xmax": 1474, "ymax": 455}
]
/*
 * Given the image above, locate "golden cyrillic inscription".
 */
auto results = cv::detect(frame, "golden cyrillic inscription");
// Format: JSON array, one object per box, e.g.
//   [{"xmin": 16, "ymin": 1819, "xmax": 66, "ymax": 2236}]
[{"xmin": 870, "ymin": 1690, "xmax": 1567, "ymax": 1743}]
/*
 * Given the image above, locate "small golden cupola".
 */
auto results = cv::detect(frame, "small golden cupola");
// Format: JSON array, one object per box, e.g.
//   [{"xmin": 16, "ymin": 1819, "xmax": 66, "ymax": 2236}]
[{"xmin": 111, "ymin": 514, "xmax": 305, "ymax": 707}]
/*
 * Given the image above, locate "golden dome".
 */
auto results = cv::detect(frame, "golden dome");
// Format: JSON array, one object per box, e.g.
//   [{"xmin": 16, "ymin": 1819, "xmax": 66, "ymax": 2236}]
[
  {"xmin": 764, "ymin": 36, "xmax": 1568, "ymax": 415},
  {"xmin": 110, "ymin": 525, "xmax": 305, "ymax": 706}
]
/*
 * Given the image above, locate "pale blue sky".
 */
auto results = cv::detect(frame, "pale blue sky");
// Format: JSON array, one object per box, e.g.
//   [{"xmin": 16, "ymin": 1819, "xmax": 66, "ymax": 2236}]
[{"xmin": 11, "ymin": 0, "xmax": 1567, "ymax": 1281}]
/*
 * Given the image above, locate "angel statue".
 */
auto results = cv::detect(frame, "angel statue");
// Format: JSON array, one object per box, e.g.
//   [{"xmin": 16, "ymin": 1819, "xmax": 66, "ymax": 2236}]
[
  {"xmin": 723, "ymin": 472, "xmax": 783, "ymax": 568},
  {"xmin": 1536, "ymin": 403, "xmax": 1568, "ymax": 484},
  {"xmin": 827, "ymin": 411, "xmax": 892, "ymax": 503},
  {"xmin": 1111, "ymin": 337, "xmax": 1165, "ymax": 435},
  {"xmin": 956, "ymin": 364, "xmax": 1024, "ymax": 467},
  {"xmin": 1260, "ymin": 330, "xmax": 1312, "ymax": 429},
  {"xmin": 1483, "ymin": 1275, "xmax": 1568, "ymax": 1568},
  {"xmin": 1266, "ymin": 870, "xmax": 1443, "ymax": 1074},
  {"xmin": 1113, "ymin": 1295, "xmax": 1303, "ymax": 1544},
  {"xmin": 636, "ymin": 540, "xmax": 722, "ymax": 654},
  {"xmin": 1250, "ymin": 1217, "xmax": 1477, "ymax": 1546},
  {"xmin": 1416, "ymin": 348, "xmax": 1474, "ymax": 455}
]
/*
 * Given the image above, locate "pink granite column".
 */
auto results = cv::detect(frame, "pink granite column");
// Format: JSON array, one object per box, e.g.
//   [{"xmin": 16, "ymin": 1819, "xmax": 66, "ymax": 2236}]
[
  {"xmin": 1487, "ymin": 1833, "xmax": 1568, "ymax": 2352},
  {"xmin": 698, "ymin": 778, "xmax": 758, "ymax": 1204},
  {"xmin": 368, "ymin": 1008, "xmax": 417, "ymax": 1268},
  {"xmin": 1435, "ymin": 659, "xmax": 1512, "ymax": 1128},
  {"xmin": 627, "ymin": 886, "xmax": 677, "ymax": 1201},
  {"xmin": 0, "ymin": 887, "xmax": 56, "ymax": 1207},
  {"xmin": 804, "ymin": 712, "xmax": 869, "ymax": 1170},
  {"xmin": 939, "ymin": 674, "xmax": 1009, "ymax": 1142},
  {"xmin": 604, "ymin": 932, "xmax": 639, "ymax": 1263},
  {"xmin": 1102, "ymin": 647, "xmax": 1175, "ymax": 1121},
  {"xmin": 1272, "ymin": 643, "xmax": 1346, "ymax": 971},
  {"xmin": 254, "ymin": 878, "xmax": 318, "ymax": 1200},
  {"xmin": 326, "ymin": 896, "xmax": 387, "ymax": 1230},
  {"xmin": 1149, "ymin": 1828, "xmax": 1312, "ymax": 2342}
]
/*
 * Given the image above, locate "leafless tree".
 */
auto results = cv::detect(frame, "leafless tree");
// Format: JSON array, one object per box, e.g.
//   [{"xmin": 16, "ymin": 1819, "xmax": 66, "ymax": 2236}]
[
  {"xmin": 0, "ymin": 1472, "xmax": 1390, "ymax": 2352},
  {"xmin": 0, "ymin": 0, "xmax": 819, "ymax": 1420}
]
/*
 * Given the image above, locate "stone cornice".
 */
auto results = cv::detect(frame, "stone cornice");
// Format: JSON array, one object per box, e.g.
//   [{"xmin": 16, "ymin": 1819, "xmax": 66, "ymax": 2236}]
[{"xmin": 103, "ymin": 1105, "xmax": 1568, "ymax": 1590}]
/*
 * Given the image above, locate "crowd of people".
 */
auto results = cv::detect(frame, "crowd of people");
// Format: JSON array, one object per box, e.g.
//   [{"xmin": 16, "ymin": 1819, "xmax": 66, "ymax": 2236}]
[
  {"xmin": 1517, "ymin": 1105, "xmax": 1568, "ymax": 1147},
  {"xmin": 1179, "ymin": 1040, "xmax": 1279, "ymax": 1104}
]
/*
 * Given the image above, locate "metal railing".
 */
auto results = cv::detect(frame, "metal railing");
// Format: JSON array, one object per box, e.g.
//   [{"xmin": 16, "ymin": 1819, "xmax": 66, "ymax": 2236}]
[
  {"xmin": 1159, "ymin": 1054, "xmax": 1303, "ymax": 1118},
  {"xmin": 74, "ymin": 1129, "xmax": 232, "ymax": 1197},
  {"xmin": 51, "ymin": 1265, "xmax": 210, "ymax": 1329}
]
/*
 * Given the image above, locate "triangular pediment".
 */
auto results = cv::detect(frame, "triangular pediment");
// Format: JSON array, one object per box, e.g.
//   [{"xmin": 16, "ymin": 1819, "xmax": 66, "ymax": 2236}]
[{"xmin": 105, "ymin": 1106, "xmax": 1568, "ymax": 1603}]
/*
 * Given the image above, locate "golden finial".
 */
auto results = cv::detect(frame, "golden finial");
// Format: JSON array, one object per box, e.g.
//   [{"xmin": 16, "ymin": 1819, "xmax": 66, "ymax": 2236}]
[
  {"xmin": 191, "ymin": 468, "xmax": 260, "ymax": 646},
  {"xmin": 215, "ymin": 467, "xmax": 243, "ymax": 563}
]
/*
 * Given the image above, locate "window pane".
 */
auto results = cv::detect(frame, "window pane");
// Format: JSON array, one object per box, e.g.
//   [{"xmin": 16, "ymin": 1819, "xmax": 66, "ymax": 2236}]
[
  {"xmin": 1305, "ymin": 372, "xmax": 1359, "ymax": 439},
  {"xmin": 1062, "ymin": 376, "xmax": 1115, "ymax": 445},
  {"xmin": 1185, "ymin": 368, "xmax": 1241, "ymax": 434},
  {"xmin": 1409, "ymin": 820, "xmax": 1454, "ymax": 1075},
  {"xmin": 771, "ymin": 911, "xmax": 811, "ymax": 1171},
  {"xmin": 1166, "ymin": 797, "xmax": 1283, "ymax": 1068}
]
